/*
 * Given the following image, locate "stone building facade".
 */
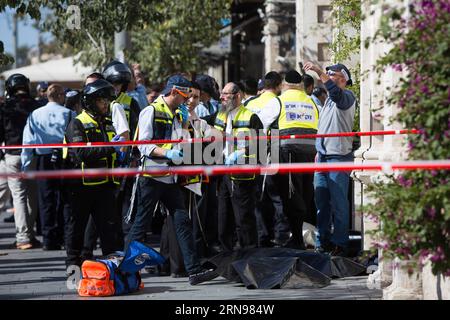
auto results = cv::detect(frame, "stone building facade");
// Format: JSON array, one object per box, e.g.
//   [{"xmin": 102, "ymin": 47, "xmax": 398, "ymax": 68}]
[{"xmin": 355, "ymin": 0, "xmax": 449, "ymax": 300}]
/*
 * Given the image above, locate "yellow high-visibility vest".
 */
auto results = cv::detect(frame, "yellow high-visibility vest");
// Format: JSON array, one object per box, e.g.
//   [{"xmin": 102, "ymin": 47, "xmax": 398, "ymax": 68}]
[
  {"xmin": 277, "ymin": 89, "xmax": 319, "ymax": 132},
  {"xmin": 143, "ymin": 96, "xmax": 174, "ymax": 178},
  {"xmin": 63, "ymin": 110, "xmax": 119, "ymax": 186},
  {"xmin": 244, "ymin": 91, "xmax": 277, "ymax": 115},
  {"xmin": 214, "ymin": 105, "xmax": 256, "ymax": 181},
  {"xmin": 113, "ymin": 92, "xmax": 132, "ymax": 125}
]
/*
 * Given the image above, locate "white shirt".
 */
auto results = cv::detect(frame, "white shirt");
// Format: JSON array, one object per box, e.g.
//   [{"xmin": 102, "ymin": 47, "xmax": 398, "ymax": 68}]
[
  {"xmin": 257, "ymin": 97, "xmax": 282, "ymax": 134},
  {"xmin": 242, "ymin": 95, "xmax": 256, "ymax": 105},
  {"xmin": 110, "ymin": 102, "xmax": 130, "ymax": 136},
  {"xmin": 188, "ymin": 112, "xmax": 213, "ymax": 139},
  {"xmin": 223, "ymin": 107, "xmax": 240, "ymax": 158},
  {"xmin": 181, "ymin": 112, "xmax": 216, "ymax": 196},
  {"xmin": 138, "ymin": 100, "xmax": 183, "ymax": 184}
]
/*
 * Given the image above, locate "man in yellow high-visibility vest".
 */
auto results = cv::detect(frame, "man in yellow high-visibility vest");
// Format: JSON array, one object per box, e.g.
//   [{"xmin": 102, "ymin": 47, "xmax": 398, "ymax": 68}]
[
  {"xmin": 212, "ymin": 82, "xmax": 263, "ymax": 252},
  {"xmin": 258, "ymin": 70, "xmax": 320, "ymax": 249},
  {"xmin": 244, "ymin": 71, "xmax": 290, "ymax": 248},
  {"xmin": 126, "ymin": 75, "xmax": 219, "ymax": 286}
]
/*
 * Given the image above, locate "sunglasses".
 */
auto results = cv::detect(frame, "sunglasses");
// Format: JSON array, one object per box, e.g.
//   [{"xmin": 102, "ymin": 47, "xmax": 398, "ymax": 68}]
[
  {"xmin": 327, "ymin": 70, "xmax": 347, "ymax": 80},
  {"xmin": 173, "ymin": 86, "xmax": 192, "ymax": 98}
]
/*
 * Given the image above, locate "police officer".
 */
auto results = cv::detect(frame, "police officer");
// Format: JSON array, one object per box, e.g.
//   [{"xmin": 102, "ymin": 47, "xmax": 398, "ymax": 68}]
[
  {"xmin": 63, "ymin": 79, "xmax": 121, "ymax": 268},
  {"xmin": 126, "ymin": 75, "xmax": 218, "ymax": 286},
  {"xmin": 102, "ymin": 61, "xmax": 141, "ymax": 141},
  {"xmin": 81, "ymin": 62, "xmax": 141, "ymax": 256},
  {"xmin": 213, "ymin": 82, "xmax": 263, "ymax": 252},
  {"xmin": 35, "ymin": 81, "xmax": 49, "ymax": 107},
  {"xmin": 21, "ymin": 84, "xmax": 73, "ymax": 250},
  {"xmin": 0, "ymin": 74, "xmax": 40, "ymax": 250},
  {"xmin": 102, "ymin": 60, "xmax": 141, "ymax": 234},
  {"xmin": 244, "ymin": 71, "xmax": 290, "ymax": 247},
  {"xmin": 258, "ymin": 70, "xmax": 320, "ymax": 249}
]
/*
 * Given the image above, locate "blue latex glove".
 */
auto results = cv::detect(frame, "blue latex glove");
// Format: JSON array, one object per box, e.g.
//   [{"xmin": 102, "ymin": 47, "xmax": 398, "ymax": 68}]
[
  {"xmin": 111, "ymin": 135, "xmax": 125, "ymax": 152},
  {"xmin": 165, "ymin": 149, "xmax": 183, "ymax": 161},
  {"xmin": 117, "ymin": 151, "xmax": 127, "ymax": 165},
  {"xmin": 225, "ymin": 150, "xmax": 245, "ymax": 165},
  {"xmin": 177, "ymin": 104, "xmax": 189, "ymax": 125}
]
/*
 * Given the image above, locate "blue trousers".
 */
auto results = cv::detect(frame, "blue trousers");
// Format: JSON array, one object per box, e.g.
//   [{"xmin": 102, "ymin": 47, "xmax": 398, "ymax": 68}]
[{"xmin": 314, "ymin": 152, "xmax": 353, "ymax": 248}]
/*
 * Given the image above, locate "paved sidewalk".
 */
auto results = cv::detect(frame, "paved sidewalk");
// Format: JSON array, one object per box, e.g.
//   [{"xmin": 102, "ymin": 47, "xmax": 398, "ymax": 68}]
[{"xmin": 0, "ymin": 211, "xmax": 381, "ymax": 300}]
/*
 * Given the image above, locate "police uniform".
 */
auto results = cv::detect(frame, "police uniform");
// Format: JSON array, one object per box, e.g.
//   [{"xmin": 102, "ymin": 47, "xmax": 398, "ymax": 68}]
[
  {"xmin": 83, "ymin": 63, "xmax": 143, "ymax": 256},
  {"xmin": 63, "ymin": 109, "xmax": 120, "ymax": 267}
]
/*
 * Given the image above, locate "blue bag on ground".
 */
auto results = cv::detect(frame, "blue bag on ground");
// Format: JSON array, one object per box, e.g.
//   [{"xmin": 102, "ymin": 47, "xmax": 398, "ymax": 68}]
[
  {"xmin": 78, "ymin": 241, "xmax": 165, "ymax": 296},
  {"xmin": 118, "ymin": 240, "xmax": 165, "ymax": 274}
]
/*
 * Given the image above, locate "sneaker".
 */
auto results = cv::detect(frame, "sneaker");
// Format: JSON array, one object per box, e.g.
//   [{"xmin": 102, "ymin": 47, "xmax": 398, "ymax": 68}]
[
  {"xmin": 16, "ymin": 242, "xmax": 33, "ymax": 250},
  {"xmin": 189, "ymin": 268, "xmax": 219, "ymax": 286}
]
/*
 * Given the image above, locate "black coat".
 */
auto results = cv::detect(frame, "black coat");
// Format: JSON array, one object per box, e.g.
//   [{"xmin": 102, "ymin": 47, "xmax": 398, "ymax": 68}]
[
  {"xmin": 64, "ymin": 113, "xmax": 116, "ymax": 169},
  {"xmin": 0, "ymin": 94, "xmax": 40, "ymax": 155}
]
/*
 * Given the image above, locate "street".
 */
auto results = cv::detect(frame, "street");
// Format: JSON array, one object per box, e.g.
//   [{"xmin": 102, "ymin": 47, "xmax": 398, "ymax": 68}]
[{"xmin": 0, "ymin": 210, "xmax": 381, "ymax": 300}]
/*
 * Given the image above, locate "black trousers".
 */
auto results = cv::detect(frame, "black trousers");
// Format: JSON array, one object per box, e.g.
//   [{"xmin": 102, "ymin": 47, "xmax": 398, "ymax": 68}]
[
  {"xmin": 276, "ymin": 145, "xmax": 316, "ymax": 247},
  {"xmin": 218, "ymin": 175, "xmax": 257, "ymax": 252},
  {"xmin": 82, "ymin": 181, "xmax": 127, "ymax": 258},
  {"xmin": 192, "ymin": 178, "xmax": 219, "ymax": 258},
  {"xmin": 36, "ymin": 154, "xmax": 65, "ymax": 247},
  {"xmin": 65, "ymin": 184, "xmax": 118, "ymax": 267},
  {"xmin": 159, "ymin": 209, "xmax": 186, "ymax": 275},
  {"xmin": 254, "ymin": 174, "xmax": 290, "ymax": 246}
]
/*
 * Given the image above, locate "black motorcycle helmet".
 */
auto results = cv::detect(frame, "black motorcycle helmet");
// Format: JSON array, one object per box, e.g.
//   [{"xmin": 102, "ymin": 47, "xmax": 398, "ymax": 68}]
[
  {"xmin": 82, "ymin": 79, "xmax": 115, "ymax": 115},
  {"xmin": 102, "ymin": 61, "xmax": 132, "ymax": 85},
  {"xmin": 5, "ymin": 73, "xmax": 30, "ymax": 97}
]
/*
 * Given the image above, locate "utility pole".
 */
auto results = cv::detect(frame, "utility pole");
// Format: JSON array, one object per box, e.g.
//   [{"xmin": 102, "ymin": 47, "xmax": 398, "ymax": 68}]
[
  {"xmin": 114, "ymin": 30, "xmax": 131, "ymax": 63},
  {"xmin": 12, "ymin": 14, "xmax": 18, "ymax": 68}
]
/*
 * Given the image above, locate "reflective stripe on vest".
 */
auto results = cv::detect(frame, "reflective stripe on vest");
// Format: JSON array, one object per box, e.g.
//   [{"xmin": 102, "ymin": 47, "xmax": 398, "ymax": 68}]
[
  {"xmin": 277, "ymin": 89, "xmax": 319, "ymax": 132},
  {"xmin": 143, "ymin": 96, "xmax": 174, "ymax": 178},
  {"xmin": 74, "ymin": 110, "xmax": 119, "ymax": 186},
  {"xmin": 112, "ymin": 92, "xmax": 132, "ymax": 125},
  {"xmin": 244, "ymin": 91, "xmax": 277, "ymax": 115},
  {"xmin": 214, "ymin": 106, "xmax": 256, "ymax": 181}
]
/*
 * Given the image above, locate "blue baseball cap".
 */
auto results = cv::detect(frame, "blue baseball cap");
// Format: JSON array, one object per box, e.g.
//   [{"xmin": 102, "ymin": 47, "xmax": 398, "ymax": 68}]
[
  {"xmin": 326, "ymin": 63, "xmax": 352, "ymax": 86},
  {"xmin": 161, "ymin": 75, "xmax": 193, "ymax": 96}
]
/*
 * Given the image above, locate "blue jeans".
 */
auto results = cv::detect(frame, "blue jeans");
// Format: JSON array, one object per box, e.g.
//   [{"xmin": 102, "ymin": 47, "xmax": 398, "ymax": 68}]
[
  {"xmin": 126, "ymin": 177, "xmax": 201, "ymax": 274},
  {"xmin": 314, "ymin": 152, "xmax": 353, "ymax": 248}
]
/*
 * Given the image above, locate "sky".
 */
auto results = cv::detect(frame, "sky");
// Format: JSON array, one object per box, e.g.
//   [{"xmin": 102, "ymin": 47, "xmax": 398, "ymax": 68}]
[{"xmin": 0, "ymin": 7, "xmax": 53, "ymax": 55}]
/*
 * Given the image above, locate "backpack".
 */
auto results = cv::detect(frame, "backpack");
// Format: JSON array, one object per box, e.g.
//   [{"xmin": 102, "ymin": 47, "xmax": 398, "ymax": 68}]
[{"xmin": 78, "ymin": 241, "xmax": 165, "ymax": 297}]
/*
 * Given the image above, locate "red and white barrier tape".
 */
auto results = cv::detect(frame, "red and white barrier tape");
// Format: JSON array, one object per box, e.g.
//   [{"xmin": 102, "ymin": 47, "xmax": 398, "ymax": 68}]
[
  {"xmin": 3, "ymin": 160, "xmax": 449, "ymax": 180},
  {"xmin": 0, "ymin": 129, "xmax": 419, "ymax": 150}
]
